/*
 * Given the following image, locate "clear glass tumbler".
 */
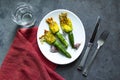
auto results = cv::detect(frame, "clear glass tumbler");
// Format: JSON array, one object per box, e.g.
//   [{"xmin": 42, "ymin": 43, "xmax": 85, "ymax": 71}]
[{"xmin": 12, "ymin": 2, "xmax": 36, "ymax": 27}]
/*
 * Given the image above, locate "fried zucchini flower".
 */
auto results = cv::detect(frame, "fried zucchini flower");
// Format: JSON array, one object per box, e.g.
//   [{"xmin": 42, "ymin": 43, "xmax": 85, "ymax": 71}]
[
  {"xmin": 46, "ymin": 18, "xmax": 68, "ymax": 48},
  {"xmin": 40, "ymin": 30, "xmax": 71, "ymax": 58},
  {"xmin": 59, "ymin": 13, "xmax": 75, "ymax": 48}
]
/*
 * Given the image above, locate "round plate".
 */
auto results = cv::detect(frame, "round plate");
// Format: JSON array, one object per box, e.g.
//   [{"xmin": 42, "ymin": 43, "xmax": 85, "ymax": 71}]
[{"xmin": 37, "ymin": 9, "xmax": 86, "ymax": 65}]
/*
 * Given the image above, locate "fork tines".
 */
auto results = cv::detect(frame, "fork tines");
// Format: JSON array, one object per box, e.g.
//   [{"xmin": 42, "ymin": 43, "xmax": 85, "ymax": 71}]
[{"xmin": 99, "ymin": 30, "xmax": 109, "ymax": 41}]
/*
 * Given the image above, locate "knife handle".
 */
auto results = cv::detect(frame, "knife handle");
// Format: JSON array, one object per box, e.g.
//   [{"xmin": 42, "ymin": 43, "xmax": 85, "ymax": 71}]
[{"xmin": 78, "ymin": 43, "xmax": 92, "ymax": 70}]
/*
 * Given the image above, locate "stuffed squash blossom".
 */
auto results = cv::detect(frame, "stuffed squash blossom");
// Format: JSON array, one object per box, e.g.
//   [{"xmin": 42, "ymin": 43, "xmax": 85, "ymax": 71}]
[
  {"xmin": 59, "ymin": 13, "xmax": 75, "ymax": 48},
  {"xmin": 40, "ymin": 30, "xmax": 71, "ymax": 58},
  {"xmin": 46, "ymin": 18, "xmax": 68, "ymax": 48}
]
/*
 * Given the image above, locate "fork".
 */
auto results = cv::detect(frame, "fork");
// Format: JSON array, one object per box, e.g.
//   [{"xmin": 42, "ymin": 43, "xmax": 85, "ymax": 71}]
[{"xmin": 82, "ymin": 30, "xmax": 109, "ymax": 76}]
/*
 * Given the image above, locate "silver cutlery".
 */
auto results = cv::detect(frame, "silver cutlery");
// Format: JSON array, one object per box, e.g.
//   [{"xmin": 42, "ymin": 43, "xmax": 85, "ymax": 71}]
[
  {"xmin": 78, "ymin": 16, "xmax": 101, "ymax": 70},
  {"xmin": 82, "ymin": 30, "xmax": 109, "ymax": 76}
]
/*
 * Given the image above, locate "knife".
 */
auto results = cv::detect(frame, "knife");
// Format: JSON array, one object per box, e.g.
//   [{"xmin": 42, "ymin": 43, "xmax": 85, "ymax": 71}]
[{"xmin": 77, "ymin": 16, "xmax": 101, "ymax": 70}]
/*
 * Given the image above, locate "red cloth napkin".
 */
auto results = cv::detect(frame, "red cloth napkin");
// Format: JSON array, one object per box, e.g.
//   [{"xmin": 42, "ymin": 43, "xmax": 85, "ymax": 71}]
[{"xmin": 0, "ymin": 27, "xmax": 64, "ymax": 80}]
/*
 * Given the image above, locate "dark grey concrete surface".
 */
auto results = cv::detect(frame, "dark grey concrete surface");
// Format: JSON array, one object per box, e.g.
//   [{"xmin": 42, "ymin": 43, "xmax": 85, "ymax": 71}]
[{"xmin": 0, "ymin": 0, "xmax": 120, "ymax": 80}]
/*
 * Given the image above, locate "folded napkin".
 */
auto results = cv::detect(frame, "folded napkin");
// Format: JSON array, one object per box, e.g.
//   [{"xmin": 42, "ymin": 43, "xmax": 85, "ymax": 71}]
[{"xmin": 0, "ymin": 27, "xmax": 64, "ymax": 80}]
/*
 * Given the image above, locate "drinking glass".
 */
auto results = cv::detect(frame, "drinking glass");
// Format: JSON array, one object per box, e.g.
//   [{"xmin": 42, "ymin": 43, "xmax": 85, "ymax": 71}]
[{"xmin": 12, "ymin": 2, "xmax": 36, "ymax": 27}]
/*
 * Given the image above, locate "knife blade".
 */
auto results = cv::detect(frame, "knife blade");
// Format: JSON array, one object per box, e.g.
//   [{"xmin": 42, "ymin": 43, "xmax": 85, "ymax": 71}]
[{"xmin": 78, "ymin": 16, "xmax": 100, "ymax": 70}]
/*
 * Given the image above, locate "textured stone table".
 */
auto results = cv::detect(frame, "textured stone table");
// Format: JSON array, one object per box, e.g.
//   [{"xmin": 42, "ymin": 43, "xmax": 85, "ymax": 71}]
[{"xmin": 0, "ymin": 0, "xmax": 120, "ymax": 80}]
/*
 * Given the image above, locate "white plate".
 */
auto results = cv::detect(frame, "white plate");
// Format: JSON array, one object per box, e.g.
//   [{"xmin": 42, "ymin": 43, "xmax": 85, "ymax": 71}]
[{"xmin": 37, "ymin": 9, "xmax": 86, "ymax": 65}]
